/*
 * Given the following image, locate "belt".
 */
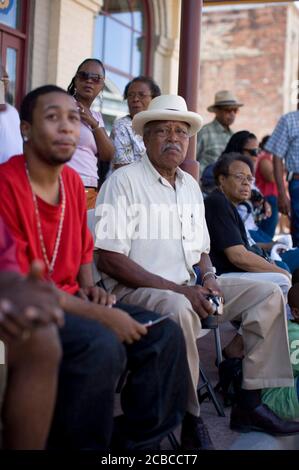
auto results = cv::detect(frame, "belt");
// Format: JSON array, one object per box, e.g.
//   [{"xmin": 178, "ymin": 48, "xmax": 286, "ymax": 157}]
[
  {"xmin": 84, "ymin": 186, "xmax": 97, "ymax": 190},
  {"xmin": 291, "ymin": 173, "xmax": 299, "ymax": 180}
]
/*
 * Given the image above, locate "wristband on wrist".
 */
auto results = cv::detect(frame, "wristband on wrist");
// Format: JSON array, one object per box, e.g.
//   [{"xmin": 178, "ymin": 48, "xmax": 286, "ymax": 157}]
[
  {"xmin": 201, "ymin": 270, "xmax": 217, "ymax": 285},
  {"xmin": 91, "ymin": 121, "xmax": 102, "ymax": 132}
]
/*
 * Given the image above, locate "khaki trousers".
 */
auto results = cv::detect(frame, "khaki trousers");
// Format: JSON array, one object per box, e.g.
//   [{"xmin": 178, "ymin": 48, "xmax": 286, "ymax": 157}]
[
  {"xmin": 115, "ymin": 277, "xmax": 293, "ymax": 416},
  {"xmin": 85, "ymin": 187, "xmax": 98, "ymax": 210}
]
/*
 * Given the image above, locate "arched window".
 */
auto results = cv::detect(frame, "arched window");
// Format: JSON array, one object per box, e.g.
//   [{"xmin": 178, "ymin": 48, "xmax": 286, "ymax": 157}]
[{"xmin": 93, "ymin": 0, "xmax": 151, "ymax": 94}]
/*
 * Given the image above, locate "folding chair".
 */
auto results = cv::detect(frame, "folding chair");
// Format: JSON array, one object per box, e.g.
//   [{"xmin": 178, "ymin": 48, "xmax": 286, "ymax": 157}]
[{"xmin": 197, "ymin": 316, "xmax": 225, "ymax": 417}]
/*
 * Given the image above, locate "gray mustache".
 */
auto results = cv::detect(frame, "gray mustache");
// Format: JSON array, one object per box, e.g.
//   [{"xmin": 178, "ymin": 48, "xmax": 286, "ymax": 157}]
[{"xmin": 161, "ymin": 143, "xmax": 181, "ymax": 152}]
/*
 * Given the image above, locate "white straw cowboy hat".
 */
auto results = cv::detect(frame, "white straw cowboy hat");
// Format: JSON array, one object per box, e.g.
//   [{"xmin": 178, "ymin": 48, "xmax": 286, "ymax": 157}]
[
  {"xmin": 132, "ymin": 95, "xmax": 203, "ymax": 137},
  {"xmin": 207, "ymin": 90, "xmax": 244, "ymax": 112}
]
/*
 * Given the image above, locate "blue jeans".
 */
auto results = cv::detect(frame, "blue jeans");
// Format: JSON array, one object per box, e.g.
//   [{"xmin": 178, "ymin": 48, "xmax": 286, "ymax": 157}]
[
  {"xmin": 258, "ymin": 195, "xmax": 278, "ymax": 239},
  {"xmin": 289, "ymin": 180, "xmax": 299, "ymax": 247},
  {"xmin": 280, "ymin": 250, "xmax": 299, "ymax": 273},
  {"xmin": 47, "ymin": 303, "xmax": 188, "ymax": 450},
  {"xmin": 249, "ymin": 228, "xmax": 272, "ymax": 244},
  {"xmin": 249, "ymin": 228, "xmax": 299, "ymax": 273}
]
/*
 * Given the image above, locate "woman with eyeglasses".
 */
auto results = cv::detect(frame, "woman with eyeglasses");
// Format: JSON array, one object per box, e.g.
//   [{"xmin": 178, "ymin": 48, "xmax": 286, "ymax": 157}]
[
  {"xmin": 111, "ymin": 76, "xmax": 161, "ymax": 170},
  {"xmin": 67, "ymin": 58, "xmax": 114, "ymax": 209},
  {"xmin": 204, "ymin": 152, "xmax": 291, "ymax": 359},
  {"xmin": 224, "ymin": 130, "xmax": 271, "ymax": 217},
  {"xmin": 223, "ymin": 130, "xmax": 260, "ymax": 164},
  {"xmin": 224, "ymin": 132, "xmax": 299, "ymax": 274}
]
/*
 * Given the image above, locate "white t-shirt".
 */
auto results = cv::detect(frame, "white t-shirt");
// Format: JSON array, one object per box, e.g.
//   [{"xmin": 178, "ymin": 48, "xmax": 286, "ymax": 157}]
[
  {"xmin": 0, "ymin": 104, "xmax": 23, "ymax": 164},
  {"xmin": 67, "ymin": 110, "xmax": 104, "ymax": 187}
]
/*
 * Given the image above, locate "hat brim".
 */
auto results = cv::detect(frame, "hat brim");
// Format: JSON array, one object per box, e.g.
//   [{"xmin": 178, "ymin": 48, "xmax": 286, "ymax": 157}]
[
  {"xmin": 132, "ymin": 109, "xmax": 203, "ymax": 137},
  {"xmin": 207, "ymin": 103, "xmax": 244, "ymax": 113}
]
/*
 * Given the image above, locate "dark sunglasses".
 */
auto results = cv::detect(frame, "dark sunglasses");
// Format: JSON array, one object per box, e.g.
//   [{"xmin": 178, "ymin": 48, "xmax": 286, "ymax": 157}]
[
  {"xmin": 243, "ymin": 148, "xmax": 260, "ymax": 157},
  {"xmin": 76, "ymin": 71, "xmax": 104, "ymax": 84},
  {"xmin": 222, "ymin": 107, "xmax": 239, "ymax": 114}
]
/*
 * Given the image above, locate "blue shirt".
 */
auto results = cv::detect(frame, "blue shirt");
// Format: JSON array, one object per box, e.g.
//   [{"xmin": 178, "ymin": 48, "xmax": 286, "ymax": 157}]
[{"xmin": 265, "ymin": 111, "xmax": 299, "ymax": 172}]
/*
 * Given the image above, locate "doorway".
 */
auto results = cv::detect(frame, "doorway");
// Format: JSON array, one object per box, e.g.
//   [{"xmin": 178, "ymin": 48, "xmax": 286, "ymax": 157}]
[{"xmin": 0, "ymin": 0, "xmax": 30, "ymax": 109}]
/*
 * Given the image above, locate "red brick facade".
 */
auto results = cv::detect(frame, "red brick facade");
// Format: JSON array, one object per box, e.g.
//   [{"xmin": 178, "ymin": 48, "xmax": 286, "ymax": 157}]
[{"xmin": 199, "ymin": 3, "xmax": 299, "ymax": 140}]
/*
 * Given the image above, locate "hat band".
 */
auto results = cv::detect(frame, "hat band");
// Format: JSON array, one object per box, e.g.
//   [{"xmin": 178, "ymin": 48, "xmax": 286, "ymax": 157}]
[{"xmin": 214, "ymin": 100, "xmax": 241, "ymax": 106}]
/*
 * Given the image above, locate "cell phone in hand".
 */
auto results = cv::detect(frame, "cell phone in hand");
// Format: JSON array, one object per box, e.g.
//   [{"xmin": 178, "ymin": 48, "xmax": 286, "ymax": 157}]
[{"xmin": 144, "ymin": 312, "xmax": 174, "ymax": 327}]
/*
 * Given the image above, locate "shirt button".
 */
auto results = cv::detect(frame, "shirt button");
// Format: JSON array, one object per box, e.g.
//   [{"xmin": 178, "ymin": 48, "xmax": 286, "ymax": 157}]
[{"xmin": 182, "ymin": 236, "xmax": 186, "ymax": 240}]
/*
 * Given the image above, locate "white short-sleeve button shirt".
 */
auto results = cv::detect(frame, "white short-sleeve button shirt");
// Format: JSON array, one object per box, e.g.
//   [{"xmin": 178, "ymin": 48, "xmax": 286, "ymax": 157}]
[{"xmin": 95, "ymin": 154, "xmax": 210, "ymax": 293}]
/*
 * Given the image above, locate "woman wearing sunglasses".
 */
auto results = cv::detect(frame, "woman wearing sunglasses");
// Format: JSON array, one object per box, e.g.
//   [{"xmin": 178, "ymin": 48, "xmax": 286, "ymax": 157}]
[
  {"xmin": 224, "ymin": 130, "xmax": 260, "ymax": 165},
  {"xmin": 67, "ymin": 58, "xmax": 114, "ymax": 209},
  {"xmin": 111, "ymin": 76, "xmax": 161, "ymax": 170},
  {"xmin": 222, "ymin": 132, "xmax": 299, "ymax": 274},
  {"xmin": 223, "ymin": 131, "xmax": 276, "ymax": 235}
]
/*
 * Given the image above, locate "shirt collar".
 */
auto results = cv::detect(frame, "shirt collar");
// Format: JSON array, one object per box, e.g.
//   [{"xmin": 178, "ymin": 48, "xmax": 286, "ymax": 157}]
[
  {"xmin": 213, "ymin": 118, "xmax": 233, "ymax": 134},
  {"xmin": 142, "ymin": 153, "xmax": 186, "ymax": 187}
]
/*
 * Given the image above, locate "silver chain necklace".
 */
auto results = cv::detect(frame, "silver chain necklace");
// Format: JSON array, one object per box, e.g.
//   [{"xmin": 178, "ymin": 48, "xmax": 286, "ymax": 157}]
[{"xmin": 25, "ymin": 163, "xmax": 66, "ymax": 277}]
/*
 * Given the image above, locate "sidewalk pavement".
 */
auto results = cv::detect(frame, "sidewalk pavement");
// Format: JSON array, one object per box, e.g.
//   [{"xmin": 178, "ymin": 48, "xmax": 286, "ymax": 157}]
[
  {"xmin": 116, "ymin": 321, "xmax": 299, "ymax": 450},
  {"xmin": 163, "ymin": 322, "xmax": 299, "ymax": 450}
]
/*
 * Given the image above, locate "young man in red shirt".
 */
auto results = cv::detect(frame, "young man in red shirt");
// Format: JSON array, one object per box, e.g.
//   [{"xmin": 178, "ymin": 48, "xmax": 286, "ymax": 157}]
[
  {"xmin": 0, "ymin": 85, "xmax": 188, "ymax": 450},
  {"xmin": 0, "ymin": 216, "xmax": 63, "ymax": 449}
]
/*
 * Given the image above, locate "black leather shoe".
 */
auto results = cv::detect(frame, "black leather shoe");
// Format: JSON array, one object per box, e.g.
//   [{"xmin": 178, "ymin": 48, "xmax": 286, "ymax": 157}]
[
  {"xmin": 111, "ymin": 415, "xmax": 161, "ymax": 451},
  {"xmin": 181, "ymin": 414, "xmax": 214, "ymax": 450},
  {"xmin": 230, "ymin": 403, "xmax": 299, "ymax": 436}
]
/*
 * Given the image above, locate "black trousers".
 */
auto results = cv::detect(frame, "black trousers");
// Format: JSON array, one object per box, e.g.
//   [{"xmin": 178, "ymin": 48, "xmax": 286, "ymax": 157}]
[{"xmin": 47, "ymin": 303, "xmax": 188, "ymax": 450}]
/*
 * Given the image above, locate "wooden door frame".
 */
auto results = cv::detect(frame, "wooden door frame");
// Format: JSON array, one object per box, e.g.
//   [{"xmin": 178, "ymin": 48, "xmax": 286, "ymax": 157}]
[{"xmin": 0, "ymin": 0, "xmax": 31, "ymax": 108}]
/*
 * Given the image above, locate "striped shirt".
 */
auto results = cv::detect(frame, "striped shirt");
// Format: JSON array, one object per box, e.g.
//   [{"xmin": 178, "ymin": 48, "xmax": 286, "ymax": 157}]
[{"xmin": 265, "ymin": 111, "xmax": 299, "ymax": 172}]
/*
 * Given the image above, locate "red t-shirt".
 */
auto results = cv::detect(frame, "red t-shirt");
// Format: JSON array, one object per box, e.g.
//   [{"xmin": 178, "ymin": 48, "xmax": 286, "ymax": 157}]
[
  {"xmin": 0, "ymin": 155, "xmax": 93, "ymax": 294},
  {"xmin": 255, "ymin": 151, "xmax": 278, "ymax": 198},
  {"xmin": 0, "ymin": 216, "xmax": 20, "ymax": 273}
]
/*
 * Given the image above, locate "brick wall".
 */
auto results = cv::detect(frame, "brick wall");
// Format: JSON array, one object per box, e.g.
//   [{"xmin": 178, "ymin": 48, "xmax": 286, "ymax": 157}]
[{"xmin": 199, "ymin": 4, "xmax": 299, "ymax": 140}]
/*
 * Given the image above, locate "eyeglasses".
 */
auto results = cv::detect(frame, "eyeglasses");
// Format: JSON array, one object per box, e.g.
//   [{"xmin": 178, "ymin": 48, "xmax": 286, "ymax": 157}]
[
  {"xmin": 76, "ymin": 71, "xmax": 104, "ymax": 84},
  {"xmin": 221, "ymin": 107, "xmax": 239, "ymax": 114},
  {"xmin": 127, "ymin": 92, "xmax": 152, "ymax": 100},
  {"xmin": 153, "ymin": 126, "xmax": 190, "ymax": 139},
  {"xmin": 227, "ymin": 173, "xmax": 255, "ymax": 184},
  {"xmin": 243, "ymin": 148, "xmax": 260, "ymax": 157}
]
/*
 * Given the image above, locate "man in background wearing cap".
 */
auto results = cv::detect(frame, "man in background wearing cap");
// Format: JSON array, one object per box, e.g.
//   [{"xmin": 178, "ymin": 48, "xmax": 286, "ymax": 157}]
[
  {"xmin": 196, "ymin": 90, "xmax": 243, "ymax": 171},
  {"xmin": 95, "ymin": 94, "xmax": 299, "ymax": 450}
]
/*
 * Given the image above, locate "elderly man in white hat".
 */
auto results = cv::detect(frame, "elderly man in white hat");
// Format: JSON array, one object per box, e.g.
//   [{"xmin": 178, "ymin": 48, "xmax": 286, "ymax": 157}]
[
  {"xmin": 197, "ymin": 90, "xmax": 243, "ymax": 171},
  {"xmin": 95, "ymin": 95, "xmax": 299, "ymax": 450}
]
